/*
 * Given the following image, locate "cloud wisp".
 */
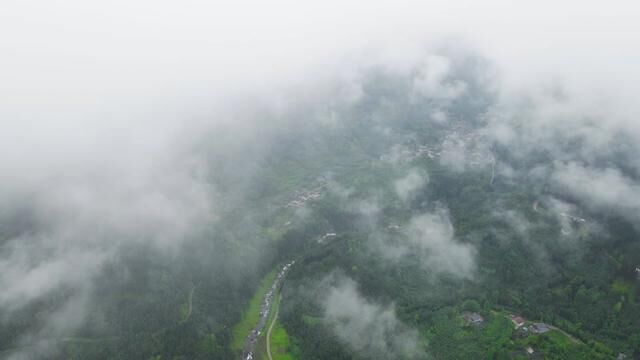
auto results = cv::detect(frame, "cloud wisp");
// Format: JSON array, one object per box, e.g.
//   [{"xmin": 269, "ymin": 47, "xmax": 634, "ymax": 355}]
[{"xmin": 321, "ymin": 275, "xmax": 424, "ymax": 359}]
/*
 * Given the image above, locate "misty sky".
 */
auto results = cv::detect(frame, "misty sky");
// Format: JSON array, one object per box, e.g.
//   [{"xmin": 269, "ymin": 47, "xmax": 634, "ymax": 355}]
[
  {"xmin": 3, "ymin": 0, "xmax": 639, "ymax": 190},
  {"xmin": 3, "ymin": 0, "xmax": 639, "ymax": 100}
]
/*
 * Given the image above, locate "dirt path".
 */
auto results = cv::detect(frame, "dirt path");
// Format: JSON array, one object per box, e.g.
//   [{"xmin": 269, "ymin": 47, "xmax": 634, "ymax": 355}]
[
  {"xmin": 266, "ymin": 295, "xmax": 281, "ymax": 360},
  {"xmin": 548, "ymin": 324, "xmax": 583, "ymax": 344},
  {"xmin": 187, "ymin": 285, "xmax": 195, "ymax": 318},
  {"xmin": 489, "ymin": 157, "xmax": 496, "ymax": 185}
]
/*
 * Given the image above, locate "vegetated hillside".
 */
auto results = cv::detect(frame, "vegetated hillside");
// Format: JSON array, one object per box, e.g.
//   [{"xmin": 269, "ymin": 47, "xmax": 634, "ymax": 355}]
[
  {"xmin": 1, "ymin": 56, "xmax": 639, "ymax": 360},
  {"xmin": 260, "ymin": 65, "xmax": 640, "ymax": 359}
]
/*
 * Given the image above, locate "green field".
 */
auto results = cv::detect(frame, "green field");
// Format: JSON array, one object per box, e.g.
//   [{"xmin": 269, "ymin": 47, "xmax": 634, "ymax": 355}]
[{"xmin": 270, "ymin": 321, "xmax": 294, "ymax": 360}]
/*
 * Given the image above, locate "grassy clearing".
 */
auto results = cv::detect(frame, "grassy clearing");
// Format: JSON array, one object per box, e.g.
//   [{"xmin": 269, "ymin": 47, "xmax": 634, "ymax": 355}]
[
  {"xmin": 262, "ymin": 294, "xmax": 295, "ymax": 360},
  {"xmin": 270, "ymin": 321, "xmax": 294, "ymax": 360},
  {"xmin": 543, "ymin": 330, "xmax": 575, "ymax": 347},
  {"xmin": 231, "ymin": 269, "xmax": 277, "ymax": 353},
  {"xmin": 301, "ymin": 315, "xmax": 322, "ymax": 326},
  {"xmin": 611, "ymin": 279, "xmax": 635, "ymax": 303}
]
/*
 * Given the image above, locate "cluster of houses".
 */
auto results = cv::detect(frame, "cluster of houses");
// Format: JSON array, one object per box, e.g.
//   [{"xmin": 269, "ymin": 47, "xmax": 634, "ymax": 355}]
[
  {"xmin": 558, "ymin": 211, "xmax": 588, "ymax": 236},
  {"xmin": 379, "ymin": 124, "xmax": 494, "ymax": 170},
  {"xmin": 379, "ymin": 144, "xmax": 438, "ymax": 164},
  {"xmin": 462, "ymin": 311, "xmax": 628, "ymax": 358},
  {"xmin": 462, "ymin": 312, "xmax": 553, "ymax": 334},
  {"xmin": 558, "ymin": 212, "xmax": 587, "ymax": 224},
  {"xmin": 285, "ymin": 178, "xmax": 327, "ymax": 208},
  {"xmin": 379, "ymin": 141, "xmax": 445, "ymax": 164},
  {"xmin": 510, "ymin": 314, "xmax": 551, "ymax": 334},
  {"xmin": 416, "ymin": 145, "xmax": 441, "ymax": 159},
  {"xmin": 242, "ymin": 261, "xmax": 295, "ymax": 360},
  {"xmin": 444, "ymin": 124, "xmax": 493, "ymax": 163},
  {"xmin": 459, "ymin": 312, "xmax": 563, "ymax": 357},
  {"xmin": 461, "ymin": 312, "xmax": 618, "ymax": 357},
  {"xmin": 532, "ymin": 199, "xmax": 589, "ymax": 236},
  {"xmin": 317, "ymin": 232, "xmax": 337, "ymax": 244},
  {"xmin": 462, "ymin": 312, "xmax": 549, "ymax": 329},
  {"xmin": 509, "ymin": 315, "xmax": 553, "ymax": 357}
]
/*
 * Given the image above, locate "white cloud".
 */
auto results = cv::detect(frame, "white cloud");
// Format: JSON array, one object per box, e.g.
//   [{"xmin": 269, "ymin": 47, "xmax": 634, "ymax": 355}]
[
  {"xmin": 322, "ymin": 275, "xmax": 423, "ymax": 359},
  {"xmin": 375, "ymin": 208, "xmax": 475, "ymax": 279},
  {"xmin": 394, "ymin": 169, "xmax": 428, "ymax": 202},
  {"xmin": 413, "ymin": 55, "xmax": 467, "ymax": 100},
  {"xmin": 405, "ymin": 210, "xmax": 476, "ymax": 278},
  {"xmin": 552, "ymin": 162, "xmax": 640, "ymax": 221}
]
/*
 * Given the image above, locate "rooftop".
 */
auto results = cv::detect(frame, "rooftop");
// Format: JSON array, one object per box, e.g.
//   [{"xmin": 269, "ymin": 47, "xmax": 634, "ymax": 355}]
[
  {"xmin": 463, "ymin": 312, "xmax": 484, "ymax": 324},
  {"xmin": 531, "ymin": 323, "xmax": 551, "ymax": 333}
]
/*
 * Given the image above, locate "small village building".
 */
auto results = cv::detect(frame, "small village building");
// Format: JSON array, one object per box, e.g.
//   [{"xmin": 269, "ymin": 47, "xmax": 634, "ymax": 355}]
[
  {"xmin": 510, "ymin": 315, "xmax": 525, "ymax": 328},
  {"xmin": 531, "ymin": 323, "xmax": 551, "ymax": 334},
  {"xmin": 462, "ymin": 312, "xmax": 484, "ymax": 325}
]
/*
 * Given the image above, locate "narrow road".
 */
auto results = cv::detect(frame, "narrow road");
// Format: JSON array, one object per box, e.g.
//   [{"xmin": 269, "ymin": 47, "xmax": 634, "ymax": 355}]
[
  {"xmin": 266, "ymin": 295, "xmax": 281, "ymax": 360},
  {"xmin": 186, "ymin": 285, "xmax": 195, "ymax": 319},
  {"xmin": 548, "ymin": 324, "xmax": 583, "ymax": 344},
  {"xmin": 180, "ymin": 285, "xmax": 196, "ymax": 323},
  {"xmin": 489, "ymin": 157, "xmax": 496, "ymax": 185}
]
